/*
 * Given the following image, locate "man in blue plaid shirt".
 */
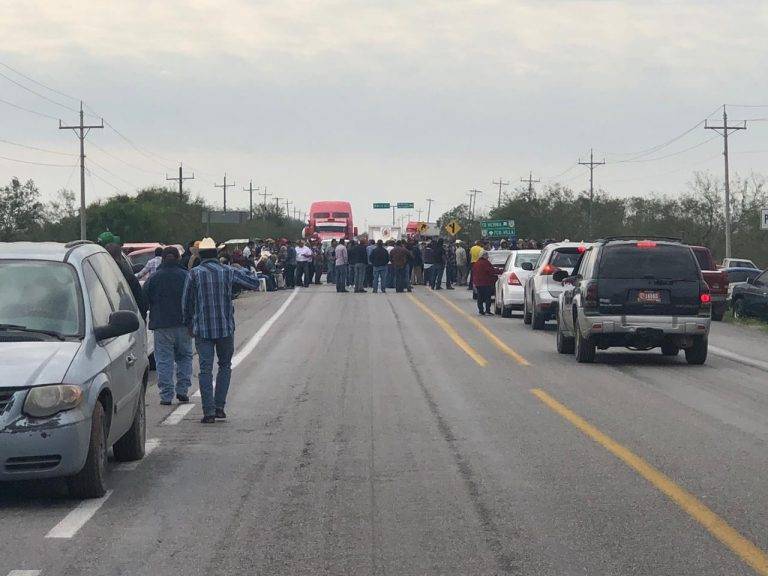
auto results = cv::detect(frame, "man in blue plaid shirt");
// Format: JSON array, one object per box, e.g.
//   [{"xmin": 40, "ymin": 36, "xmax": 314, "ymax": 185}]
[{"xmin": 183, "ymin": 237, "xmax": 261, "ymax": 423}]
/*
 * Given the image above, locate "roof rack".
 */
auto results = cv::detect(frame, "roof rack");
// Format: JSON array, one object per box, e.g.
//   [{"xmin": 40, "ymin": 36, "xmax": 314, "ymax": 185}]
[
  {"xmin": 596, "ymin": 236, "xmax": 683, "ymax": 244},
  {"xmin": 64, "ymin": 240, "xmax": 96, "ymax": 249}
]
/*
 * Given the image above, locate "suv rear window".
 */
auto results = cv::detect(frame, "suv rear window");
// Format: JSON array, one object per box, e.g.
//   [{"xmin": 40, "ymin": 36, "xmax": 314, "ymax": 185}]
[
  {"xmin": 599, "ymin": 244, "xmax": 699, "ymax": 280},
  {"xmin": 550, "ymin": 248, "xmax": 582, "ymax": 268}
]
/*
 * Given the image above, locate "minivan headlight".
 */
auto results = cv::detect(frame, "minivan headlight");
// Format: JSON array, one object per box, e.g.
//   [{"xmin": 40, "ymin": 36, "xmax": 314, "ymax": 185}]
[{"xmin": 23, "ymin": 385, "xmax": 83, "ymax": 418}]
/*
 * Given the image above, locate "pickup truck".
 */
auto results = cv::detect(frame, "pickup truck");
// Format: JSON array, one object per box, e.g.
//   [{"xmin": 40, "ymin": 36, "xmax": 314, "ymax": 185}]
[
  {"xmin": 691, "ymin": 246, "xmax": 727, "ymax": 321},
  {"xmin": 720, "ymin": 257, "xmax": 759, "ymax": 270}
]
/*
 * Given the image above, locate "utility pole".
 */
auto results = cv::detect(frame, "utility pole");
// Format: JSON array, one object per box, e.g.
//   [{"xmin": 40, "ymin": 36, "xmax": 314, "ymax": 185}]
[
  {"xmin": 416, "ymin": 208, "xmax": 423, "ymax": 221},
  {"xmin": 426, "ymin": 198, "xmax": 434, "ymax": 222},
  {"xmin": 259, "ymin": 186, "xmax": 271, "ymax": 219},
  {"xmin": 468, "ymin": 189, "xmax": 483, "ymax": 220},
  {"xmin": 520, "ymin": 172, "xmax": 540, "ymax": 194},
  {"xmin": 274, "ymin": 196, "xmax": 283, "ymax": 216},
  {"xmin": 166, "ymin": 163, "xmax": 195, "ymax": 201},
  {"xmin": 243, "ymin": 181, "xmax": 259, "ymax": 220},
  {"xmin": 578, "ymin": 149, "xmax": 605, "ymax": 238},
  {"xmin": 706, "ymin": 106, "xmax": 747, "ymax": 259},
  {"xmin": 492, "ymin": 178, "xmax": 509, "ymax": 208},
  {"xmin": 59, "ymin": 101, "xmax": 103, "ymax": 240},
  {"xmin": 285, "ymin": 200, "xmax": 292, "ymax": 219},
  {"xmin": 214, "ymin": 173, "xmax": 235, "ymax": 212},
  {"xmin": 392, "ymin": 205, "xmax": 396, "ymax": 226}
]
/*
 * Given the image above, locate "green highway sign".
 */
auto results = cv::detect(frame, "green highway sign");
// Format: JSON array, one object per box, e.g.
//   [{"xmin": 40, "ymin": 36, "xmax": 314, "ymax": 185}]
[
  {"xmin": 483, "ymin": 228, "xmax": 515, "ymax": 238},
  {"xmin": 373, "ymin": 202, "xmax": 391, "ymax": 209},
  {"xmin": 397, "ymin": 202, "xmax": 414, "ymax": 209},
  {"xmin": 480, "ymin": 219, "xmax": 515, "ymax": 229}
]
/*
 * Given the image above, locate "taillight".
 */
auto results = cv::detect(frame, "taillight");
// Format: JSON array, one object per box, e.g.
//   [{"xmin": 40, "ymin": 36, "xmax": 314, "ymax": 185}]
[
  {"xmin": 700, "ymin": 293, "xmax": 711, "ymax": 304},
  {"xmin": 584, "ymin": 281, "xmax": 599, "ymax": 308},
  {"xmin": 508, "ymin": 273, "xmax": 521, "ymax": 286},
  {"xmin": 541, "ymin": 264, "xmax": 559, "ymax": 275}
]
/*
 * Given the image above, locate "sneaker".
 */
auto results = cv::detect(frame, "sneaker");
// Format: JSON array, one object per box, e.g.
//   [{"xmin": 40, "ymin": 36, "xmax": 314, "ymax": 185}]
[
  {"xmin": 201, "ymin": 415, "xmax": 216, "ymax": 424},
  {"xmin": 160, "ymin": 399, "xmax": 173, "ymax": 406},
  {"xmin": 215, "ymin": 408, "xmax": 227, "ymax": 419},
  {"xmin": 176, "ymin": 394, "xmax": 189, "ymax": 403},
  {"xmin": 479, "ymin": 311, "xmax": 486, "ymax": 316}
]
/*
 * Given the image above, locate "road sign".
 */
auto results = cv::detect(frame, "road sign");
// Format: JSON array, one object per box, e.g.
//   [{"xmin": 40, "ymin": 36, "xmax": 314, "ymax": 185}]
[
  {"xmin": 373, "ymin": 202, "xmax": 391, "ymax": 209},
  {"xmin": 480, "ymin": 219, "xmax": 515, "ymax": 238},
  {"xmin": 480, "ymin": 219, "xmax": 515, "ymax": 229},
  {"xmin": 444, "ymin": 219, "xmax": 462, "ymax": 236},
  {"xmin": 397, "ymin": 202, "xmax": 414, "ymax": 209},
  {"xmin": 761, "ymin": 208, "xmax": 768, "ymax": 230},
  {"xmin": 483, "ymin": 228, "xmax": 515, "ymax": 238},
  {"xmin": 418, "ymin": 222, "xmax": 429, "ymax": 233}
]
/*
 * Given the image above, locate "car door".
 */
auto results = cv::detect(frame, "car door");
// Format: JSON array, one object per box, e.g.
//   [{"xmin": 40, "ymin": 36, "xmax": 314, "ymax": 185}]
[
  {"xmin": 750, "ymin": 271, "xmax": 768, "ymax": 316},
  {"xmin": 86, "ymin": 254, "xmax": 144, "ymax": 438}
]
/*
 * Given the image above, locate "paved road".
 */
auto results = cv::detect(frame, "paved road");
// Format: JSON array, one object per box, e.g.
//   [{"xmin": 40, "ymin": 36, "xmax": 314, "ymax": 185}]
[{"xmin": 3, "ymin": 283, "xmax": 768, "ymax": 575}]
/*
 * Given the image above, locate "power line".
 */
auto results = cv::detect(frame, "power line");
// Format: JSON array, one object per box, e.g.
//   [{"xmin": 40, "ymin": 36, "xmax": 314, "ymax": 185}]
[
  {"xmin": 609, "ymin": 135, "xmax": 719, "ymax": 164},
  {"xmin": 89, "ymin": 140, "xmax": 165, "ymax": 176},
  {"xmin": 0, "ymin": 154, "xmax": 76, "ymax": 168},
  {"xmin": 0, "ymin": 69, "xmax": 78, "ymax": 113},
  {"xmin": 243, "ymin": 180, "xmax": 259, "ymax": 219},
  {"xmin": 0, "ymin": 60, "xmax": 80, "ymax": 103},
  {"xmin": 86, "ymin": 166, "xmax": 127, "ymax": 194},
  {"xmin": 0, "ymin": 96, "xmax": 59, "ymax": 120},
  {"xmin": 87, "ymin": 157, "xmax": 138, "ymax": 190},
  {"xmin": 0, "ymin": 136, "xmax": 76, "ymax": 156},
  {"xmin": 520, "ymin": 172, "xmax": 540, "ymax": 194}
]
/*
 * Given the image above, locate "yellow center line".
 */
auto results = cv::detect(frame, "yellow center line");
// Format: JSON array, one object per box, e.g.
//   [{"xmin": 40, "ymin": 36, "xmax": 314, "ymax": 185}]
[
  {"xmin": 407, "ymin": 294, "xmax": 488, "ymax": 367},
  {"xmin": 431, "ymin": 290, "xmax": 530, "ymax": 366},
  {"xmin": 531, "ymin": 388, "xmax": 768, "ymax": 576}
]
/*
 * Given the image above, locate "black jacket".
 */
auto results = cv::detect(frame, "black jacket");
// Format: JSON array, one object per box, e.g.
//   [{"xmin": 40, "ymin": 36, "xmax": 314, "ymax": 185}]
[
  {"xmin": 142, "ymin": 262, "xmax": 188, "ymax": 329},
  {"xmin": 371, "ymin": 246, "xmax": 390, "ymax": 267},
  {"xmin": 349, "ymin": 244, "xmax": 368, "ymax": 265}
]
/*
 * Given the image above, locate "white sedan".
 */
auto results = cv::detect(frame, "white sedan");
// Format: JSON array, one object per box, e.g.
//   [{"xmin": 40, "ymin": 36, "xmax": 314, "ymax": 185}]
[{"xmin": 494, "ymin": 250, "xmax": 541, "ymax": 317}]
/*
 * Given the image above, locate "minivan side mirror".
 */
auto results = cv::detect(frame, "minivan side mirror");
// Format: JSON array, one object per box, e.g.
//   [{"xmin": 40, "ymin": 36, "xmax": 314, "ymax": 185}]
[
  {"xmin": 521, "ymin": 261, "xmax": 534, "ymax": 271},
  {"xmin": 94, "ymin": 310, "xmax": 140, "ymax": 341},
  {"xmin": 552, "ymin": 270, "xmax": 570, "ymax": 283}
]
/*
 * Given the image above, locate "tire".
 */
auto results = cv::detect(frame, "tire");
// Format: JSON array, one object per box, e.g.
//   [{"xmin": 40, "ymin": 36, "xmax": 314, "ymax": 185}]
[
  {"xmin": 113, "ymin": 379, "xmax": 147, "ymax": 462},
  {"xmin": 685, "ymin": 336, "xmax": 708, "ymax": 365},
  {"xmin": 711, "ymin": 305, "xmax": 724, "ymax": 322},
  {"xmin": 575, "ymin": 324, "xmax": 596, "ymax": 363},
  {"xmin": 556, "ymin": 314, "xmax": 575, "ymax": 354},
  {"xmin": 501, "ymin": 305, "xmax": 512, "ymax": 318},
  {"xmin": 661, "ymin": 343, "xmax": 680, "ymax": 356},
  {"xmin": 523, "ymin": 296, "xmax": 532, "ymax": 325},
  {"xmin": 732, "ymin": 298, "xmax": 746, "ymax": 320},
  {"xmin": 148, "ymin": 352, "xmax": 156, "ymax": 371},
  {"xmin": 67, "ymin": 401, "xmax": 108, "ymax": 499},
  {"xmin": 494, "ymin": 297, "xmax": 501, "ymax": 315},
  {"xmin": 531, "ymin": 298, "xmax": 546, "ymax": 330}
]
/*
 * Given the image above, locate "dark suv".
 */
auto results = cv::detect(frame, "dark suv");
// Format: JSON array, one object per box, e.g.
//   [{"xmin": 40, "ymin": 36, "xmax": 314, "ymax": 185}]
[{"xmin": 554, "ymin": 237, "xmax": 711, "ymax": 364}]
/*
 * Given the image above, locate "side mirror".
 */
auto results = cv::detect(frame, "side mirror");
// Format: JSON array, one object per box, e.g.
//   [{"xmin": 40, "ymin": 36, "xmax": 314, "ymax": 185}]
[
  {"xmin": 521, "ymin": 261, "xmax": 534, "ymax": 271},
  {"xmin": 94, "ymin": 310, "xmax": 140, "ymax": 341},
  {"xmin": 552, "ymin": 270, "xmax": 569, "ymax": 283}
]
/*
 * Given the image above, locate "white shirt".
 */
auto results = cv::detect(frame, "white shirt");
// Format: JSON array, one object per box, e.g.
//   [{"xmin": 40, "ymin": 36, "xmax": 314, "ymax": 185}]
[
  {"xmin": 243, "ymin": 246, "xmax": 252, "ymax": 259},
  {"xmin": 295, "ymin": 246, "xmax": 313, "ymax": 262}
]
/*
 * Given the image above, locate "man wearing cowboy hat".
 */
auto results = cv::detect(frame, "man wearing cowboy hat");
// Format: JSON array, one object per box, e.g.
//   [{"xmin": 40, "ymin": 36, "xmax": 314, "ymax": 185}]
[{"xmin": 182, "ymin": 237, "xmax": 261, "ymax": 423}]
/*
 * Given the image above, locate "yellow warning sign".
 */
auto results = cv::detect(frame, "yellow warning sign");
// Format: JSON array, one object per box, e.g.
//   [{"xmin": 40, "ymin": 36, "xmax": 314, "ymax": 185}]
[
  {"xmin": 418, "ymin": 222, "xmax": 429, "ymax": 233},
  {"xmin": 444, "ymin": 219, "xmax": 462, "ymax": 236}
]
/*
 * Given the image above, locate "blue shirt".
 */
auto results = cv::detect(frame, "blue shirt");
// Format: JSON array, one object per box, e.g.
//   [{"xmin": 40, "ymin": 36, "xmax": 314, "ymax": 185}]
[{"xmin": 182, "ymin": 259, "xmax": 260, "ymax": 340}]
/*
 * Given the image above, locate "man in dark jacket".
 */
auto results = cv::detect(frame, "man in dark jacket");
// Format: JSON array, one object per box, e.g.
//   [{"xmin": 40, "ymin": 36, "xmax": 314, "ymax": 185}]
[
  {"xmin": 390, "ymin": 240, "xmax": 412, "ymax": 293},
  {"xmin": 349, "ymin": 240, "xmax": 369, "ymax": 293},
  {"xmin": 431, "ymin": 238, "xmax": 446, "ymax": 290},
  {"xmin": 371, "ymin": 240, "xmax": 390, "ymax": 293},
  {"xmin": 143, "ymin": 247, "xmax": 193, "ymax": 404},
  {"xmin": 471, "ymin": 251, "xmax": 499, "ymax": 315}
]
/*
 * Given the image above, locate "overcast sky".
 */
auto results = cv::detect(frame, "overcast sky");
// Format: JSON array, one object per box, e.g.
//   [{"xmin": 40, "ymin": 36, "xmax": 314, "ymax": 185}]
[{"xmin": 1, "ymin": 0, "xmax": 767, "ymax": 228}]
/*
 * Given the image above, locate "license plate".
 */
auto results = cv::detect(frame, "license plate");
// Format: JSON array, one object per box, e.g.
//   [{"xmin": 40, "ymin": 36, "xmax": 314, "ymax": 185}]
[{"xmin": 637, "ymin": 290, "xmax": 661, "ymax": 303}]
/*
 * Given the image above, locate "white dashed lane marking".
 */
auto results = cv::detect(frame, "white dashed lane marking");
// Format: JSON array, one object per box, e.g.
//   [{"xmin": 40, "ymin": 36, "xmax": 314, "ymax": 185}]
[
  {"xmin": 46, "ymin": 491, "xmax": 113, "ymax": 539},
  {"xmin": 7, "ymin": 571, "xmax": 42, "ymax": 576}
]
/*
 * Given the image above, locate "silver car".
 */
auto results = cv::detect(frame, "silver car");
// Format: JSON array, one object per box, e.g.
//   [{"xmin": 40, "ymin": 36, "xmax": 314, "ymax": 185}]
[
  {"xmin": 522, "ymin": 242, "xmax": 589, "ymax": 329},
  {"xmin": 0, "ymin": 241, "xmax": 148, "ymax": 498}
]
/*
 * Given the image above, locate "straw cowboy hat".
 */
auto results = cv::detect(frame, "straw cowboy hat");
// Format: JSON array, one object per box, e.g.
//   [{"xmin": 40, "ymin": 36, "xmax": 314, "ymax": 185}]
[{"xmin": 199, "ymin": 237, "xmax": 217, "ymax": 250}]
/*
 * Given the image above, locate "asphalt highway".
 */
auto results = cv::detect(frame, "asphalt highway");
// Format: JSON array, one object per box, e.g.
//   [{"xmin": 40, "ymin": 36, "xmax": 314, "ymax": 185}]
[{"xmin": 3, "ymin": 283, "xmax": 768, "ymax": 575}]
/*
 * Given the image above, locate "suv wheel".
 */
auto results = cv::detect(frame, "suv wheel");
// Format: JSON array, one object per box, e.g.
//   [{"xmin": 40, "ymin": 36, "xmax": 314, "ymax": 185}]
[
  {"xmin": 575, "ymin": 324, "xmax": 596, "ymax": 363},
  {"xmin": 67, "ymin": 401, "xmax": 108, "ymax": 499},
  {"xmin": 556, "ymin": 313, "xmax": 575, "ymax": 354},
  {"xmin": 661, "ymin": 343, "xmax": 680, "ymax": 356},
  {"xmin": 113, "ymin": 378, "xmax": 147, "ymax": 462},
  {"xmin": 685, "ymin": 337, "xmax": 708, "ymax": 365},
  {"xmin": 531, "ymin": 298, "xmax": 546, "ymax": 330},
  {"xmin": 523, "ymin": 295, "xmax": 532, "ymax": 325}
]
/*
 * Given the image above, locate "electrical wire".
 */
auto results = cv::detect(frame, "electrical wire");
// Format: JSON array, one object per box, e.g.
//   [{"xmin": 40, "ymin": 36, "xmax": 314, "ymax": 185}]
[
  {"xmin": 86, "ymin": 166, "xmax": 127, "ymax": 194},
  {"xmin": 0, "ymin": 60, "xmax": 81, "ymax": 103},
  {"xmin": 600, "ymin": 152, "xmax": 722, "ymax": 185},
  {"xmin": 87, "ymin": 157, "xmax": 140, "ymax": 190},
  {"xmin": 0, "ymin": 136, "xmax": 76, "ymax": 156},
  {"xmin": 0, "ymin": 96, "xmax": 59, "ymax": 120},
  {"xmin": 89, "ymin": 141, "xmax": 165, "ymax": 176},
  {"xmin": 608, "ymin": 135, "xmax": 719, "ymax": 164},
  {"xmin": 0, "ymin": 154, "xmax": 76, "ymax": 168},
  {"xmin": 0, "ymin": 69, "xmax": 78, "ymax": 113}
]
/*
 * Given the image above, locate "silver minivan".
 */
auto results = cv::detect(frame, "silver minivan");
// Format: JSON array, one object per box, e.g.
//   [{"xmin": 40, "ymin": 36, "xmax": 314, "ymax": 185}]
[{"xmin": 0, "ymin": 241, "xmax": 148, "ymax": 498}]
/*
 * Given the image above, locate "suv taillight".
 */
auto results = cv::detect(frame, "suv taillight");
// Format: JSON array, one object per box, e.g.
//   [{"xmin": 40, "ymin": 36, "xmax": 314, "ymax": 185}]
[
  {"xmin": 699, "ymin": 287, "xmax": 712, "ymax": 313},
  {"xmin": 508, "ymin": 273, "xmax": 521, "ymax": 286},
  {"xmin": 584, "ymin": 281, "xmax": 599, "ymax": 309}
]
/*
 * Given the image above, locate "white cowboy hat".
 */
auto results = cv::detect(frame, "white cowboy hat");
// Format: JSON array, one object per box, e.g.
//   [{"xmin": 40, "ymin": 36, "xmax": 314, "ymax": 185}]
[{"xmin": 199, "ymin": 237, "xmax": 217, "ymax": 250}]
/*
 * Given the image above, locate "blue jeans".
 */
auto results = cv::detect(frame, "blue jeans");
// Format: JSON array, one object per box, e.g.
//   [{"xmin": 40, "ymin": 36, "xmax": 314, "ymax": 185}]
[
  {"xmin": 336, "ymin": 264, "xmax": 348, "ymax": 292},
  {"xmin": 154, "ymin": 327, "xmax": 193, "ymax": 402},
  {"xmin": 431, "ymin": 264, "xmax": 445, "ymax": 289},
  {"xmin": 372, "ymin": 266, "xmax": 388, "ymax": 292},
  {"xmin": 394, "ymin": 267, "xmax": 407, "ymax": 292},
  {"xmin": 354, "ymin": 263, "xmax": 367, "ymax": 291},
  {"xmin": 326, "ymin": 261, "xmax": 335, "ymax": 283},
  {"xmin": 195, "ymin": 335, "xmax": 235, "ymax": 416}
]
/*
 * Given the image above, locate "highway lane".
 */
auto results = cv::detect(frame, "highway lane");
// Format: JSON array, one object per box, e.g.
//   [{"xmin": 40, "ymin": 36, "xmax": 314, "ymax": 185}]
[{"xmin": 2, "ymin": 283, "xmax": 768, "ymax": 575}]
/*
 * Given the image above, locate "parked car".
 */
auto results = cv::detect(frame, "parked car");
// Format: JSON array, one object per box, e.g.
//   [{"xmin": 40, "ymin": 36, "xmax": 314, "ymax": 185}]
[
  {"xmin": 724, "ymin": 267, "xmax": 763, "ymax": 301},
  {"xmin": 0, "ymin": 241, "xmax": 149, "ymax": 498},
  {"xmin": 690, "ymin": 246, "xmax": 728, "ymax": 321},
  {"xmin": 494, "ymin": 250, "xmax": 541, "ymax": 317},
  {"xmin": 121, "ymin": 242, "xmax": 162, "ymax": 256},
  {"xmin": 555, "ymin": 237, "xmax": 711, "ymax": 364},
  {"xmin": 730, "ymin": 269, "xmax": 768, "ymax": 319},
  {"xmin": 522, "ymin": 242, "xmax": 589, "ymax": 329},
  {"xmin": 472, "ymin": 250, "xmax": 511, "ymax": 299},
  {"xmin": 721, "ymin": 257, "xmax": 759, "ymax": 270},
  {"xmin": 127, "ymin": 244, "xmax": 184, "ymax": 274}
]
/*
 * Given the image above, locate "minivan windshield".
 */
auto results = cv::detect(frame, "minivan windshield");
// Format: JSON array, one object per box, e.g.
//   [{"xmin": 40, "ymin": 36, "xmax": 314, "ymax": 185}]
[
  {"xmin": 0, "ymin": 261, "xmax": 83, "ymax": 337},
  {"xmin": 599, "ymin": 244, "xmax": 699, "ymax": 280}
]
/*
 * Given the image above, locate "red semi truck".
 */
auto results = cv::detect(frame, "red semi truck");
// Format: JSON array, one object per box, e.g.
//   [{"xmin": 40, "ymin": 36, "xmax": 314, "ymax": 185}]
[{"xmin": 303, "ymin": 201, "xmax": 357, "ymax": 241}]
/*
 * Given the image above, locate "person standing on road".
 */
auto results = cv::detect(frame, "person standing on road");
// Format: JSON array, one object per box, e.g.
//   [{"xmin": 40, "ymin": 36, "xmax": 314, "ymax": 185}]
[
  {"xmin": 471, "ymin": 250, "xmax": 499, "ymax": 315},
  {"xmin": 445, "ymin": 241, "xmax": 456, "ymax": 290},
  {"xmin": 468, "ymin": 240, "xmax": 484, "ymax": 290},
  {"xmin": 335, "ymin": 239, "xmax": 349, "ymax": 292},
  {"xmin": 295, "ymin": 239, "xmax": 313, "ymax": 288},
  {"xmin": 350, "ymin": 240, "xmax": 368, "ymax": 293},
  {"xmin": 326, "ymin": 239, "xmax": 337, "ymax": 284},
  {"xmin": 390, "ymin": 240, "xmax": 412, "ymax": 293},
  {"xmin": 105, "ymin": 243, "xmax": 148, "ymax": 321},
  {"xmin": 423, "ymin": 240, "xmax": 434, "ymax": 287},
  {"xmin": 182, "ymin": 237, "xmax": 261, "ymax": 424},
  {"xmin": 143, "ymin": 247, "xmax": 193, "ymax": 405},
  {"xmin": 136, "ymin": 246, "xmax": 163, "ymax": 281},
  {"xmin": 366, "ymin": 239, "xmax": 375, "ymax": 288},
  {"xmin": 284, "ymin": 241, "xmax": 297, "ymax": 289},
  {"xmin": 431, "ymin": 238, "xmax": 446, "ymax": 290},
  {"xmin": 312, "ymin": 242, "xmax": 324, "ymax": 284},
  {"xmin": 410, "ymin": 240, "xmax": 423, "ymax": 286},
  {"xmin": 371, "ymin": 239, "xmax": 390, "ymax": 294},
  {"xmin": 455, "ymin": 241, "xmax": 468, "ymax": 286}
]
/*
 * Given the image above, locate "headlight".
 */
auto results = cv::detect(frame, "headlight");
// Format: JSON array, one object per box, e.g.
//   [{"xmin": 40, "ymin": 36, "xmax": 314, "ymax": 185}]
[{"xmin": 23, "ymin": 385, "xmax": 83, "ymax": 418}]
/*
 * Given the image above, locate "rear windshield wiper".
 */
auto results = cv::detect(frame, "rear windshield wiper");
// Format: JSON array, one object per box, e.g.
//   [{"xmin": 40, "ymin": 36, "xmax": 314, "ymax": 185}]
[{"xmin": 0, "ymin": 324, "xmax": 66, "ymax": 341}]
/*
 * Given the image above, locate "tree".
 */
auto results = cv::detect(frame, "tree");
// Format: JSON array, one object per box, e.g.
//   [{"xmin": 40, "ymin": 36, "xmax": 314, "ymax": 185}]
[{"xmin": 0, "ymin": 178, "xmax": 44, "ymax": 241}]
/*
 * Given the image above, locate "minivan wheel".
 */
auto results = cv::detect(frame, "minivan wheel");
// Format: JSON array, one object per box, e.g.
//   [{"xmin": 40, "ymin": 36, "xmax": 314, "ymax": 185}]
[
  {"xmin": 67, "ymin": 401, "xmax": 108, "ymax": 499},
  {"xmin": 575, "ymin": 325, "xmax": 596, "ymax": 363},
  {"xmin": 113, "ymin": 380, "xmax": 147, "ymax": 462},
  {"xmin": 556, "ymin": 314, "xmax": 575, "ymax": 354},
  {"xmin": 685, "ymin": 337, "xmax": 708, "ymax": 365}
]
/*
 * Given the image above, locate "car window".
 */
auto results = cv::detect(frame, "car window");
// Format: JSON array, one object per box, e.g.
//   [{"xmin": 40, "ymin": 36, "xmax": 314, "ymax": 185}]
[
  {"xmin": 599, "ymin": 244, "xmax": 699, "ymax": 280},
  {"xmin": 576, "ymin": 248, "xmax": 595, "ymax": 278},
  {"xmin": 513, "ymin": 252, "xmax": 540, "ymax": 269},
  {"xmin": 549, "ymin": 248, "xmax": 583, "ymax": 268},
  {"xmin": 83, "ymin": 261, "xmax": 114, "ymax": 327},
  {"xmin": 0, "ymin": 261, "xmax": 83, "ymax": 337},
  {"xmin": 727, "ymin": 271, "xmax": 746, "ymax": 283},
  {"xmin": 87, "ymin": 253, "xmax": 139, "ymax": 314},
  {"xmin": 692, "ymin": 248, "xmax": 714, "ymax": 270}
]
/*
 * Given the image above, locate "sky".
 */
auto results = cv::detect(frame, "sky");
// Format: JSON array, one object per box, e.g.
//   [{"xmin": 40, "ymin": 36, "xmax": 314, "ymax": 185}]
[{"xmin": 1, "ymin": 0, "xmax": 768, "ymax": 230}]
